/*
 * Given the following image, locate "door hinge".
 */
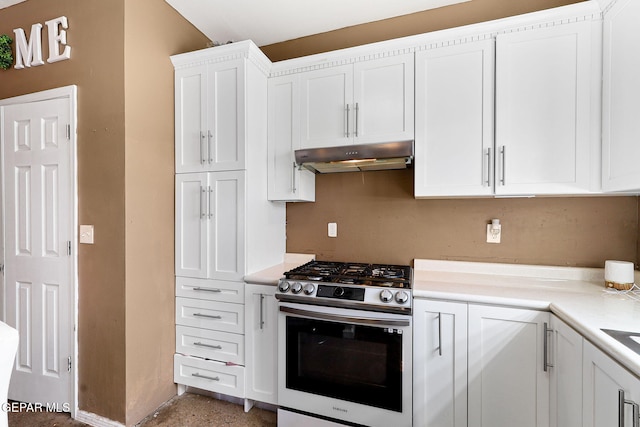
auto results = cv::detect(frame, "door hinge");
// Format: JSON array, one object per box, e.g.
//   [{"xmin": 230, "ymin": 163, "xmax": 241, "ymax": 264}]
[
  {"xmin": 67, "ymin": 356, "xmax": 72, "ymax": 372},
  {"xmin": 66, "ymin": 124, "xmax": 71, "ymax": 140},
  {"xmin": 67, "ymin": 241, "xmax": 71, "ymax": 256}
]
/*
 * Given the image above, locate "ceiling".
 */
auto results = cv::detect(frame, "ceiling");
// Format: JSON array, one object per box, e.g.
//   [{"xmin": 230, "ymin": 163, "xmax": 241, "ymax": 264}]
[
  {"xmin": 164, "ymin": 0, "xmax": 470, "ymax": 47},
  {"xmin": 0, "ymin": 0, "xmax": 25, "ymax": 9}
]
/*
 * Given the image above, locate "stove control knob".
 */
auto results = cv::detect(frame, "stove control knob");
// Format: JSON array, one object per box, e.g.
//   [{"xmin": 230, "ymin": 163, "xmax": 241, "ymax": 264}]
[
  {"xmin": 291, "ymin": 282, "xmax": 303, "ymax": 294},
  {"xmin": 333, "ymin": 287, "xmax": 345, "ymax": 297},
  {"xmin": 380, "ymin": 289, "xmax": 393, "ymax": 303},
  {"xmin": 395, "ymin": 291, "xmax": 409, "ymax": 304},
  {"xmin": 278, "ymin": 281, "xmax": 290, "ymax": 293},
  {"xmin": 303, "ymin": 283, "xmax": 315, "ymax": 295}
]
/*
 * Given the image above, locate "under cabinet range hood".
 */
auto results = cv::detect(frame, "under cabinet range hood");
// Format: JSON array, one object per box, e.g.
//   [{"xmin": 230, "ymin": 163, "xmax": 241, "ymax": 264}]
[{"xmin": 295, "ymin": 140, "xmax": 414, "ymax": 173}]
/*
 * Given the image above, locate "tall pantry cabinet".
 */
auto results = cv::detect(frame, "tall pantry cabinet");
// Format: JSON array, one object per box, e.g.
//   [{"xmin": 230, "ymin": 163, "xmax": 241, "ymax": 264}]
[{"xmin": 171, "ymin": 41, "xmax": 286, "ymax": 398}]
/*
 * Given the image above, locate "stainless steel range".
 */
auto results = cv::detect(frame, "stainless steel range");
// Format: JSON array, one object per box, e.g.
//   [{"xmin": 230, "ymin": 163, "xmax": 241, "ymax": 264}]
[
  {"xmin": 276, "ymin": 261, "xmax": 413, "ymax": 314},
  {"xmin": 276, "ymin": 261, "xmax": 413, "ymax": 427}
]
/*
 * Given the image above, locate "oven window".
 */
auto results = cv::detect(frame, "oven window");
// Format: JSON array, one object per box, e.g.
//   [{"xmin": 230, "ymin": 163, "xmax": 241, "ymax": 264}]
[{"xmin": 285, "ymin": 316, "xmax": 403, "ymax": 412}]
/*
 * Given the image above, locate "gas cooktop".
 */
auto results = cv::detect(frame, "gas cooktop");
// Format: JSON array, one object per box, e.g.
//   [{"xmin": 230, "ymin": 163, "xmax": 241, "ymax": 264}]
[
  {"xmin": 283, "ymin": 260, "xmax": 412, "ymax": 288},
  {"xmin": 277, "ymin": 260, "xmax": 413, "ymax": 314}
]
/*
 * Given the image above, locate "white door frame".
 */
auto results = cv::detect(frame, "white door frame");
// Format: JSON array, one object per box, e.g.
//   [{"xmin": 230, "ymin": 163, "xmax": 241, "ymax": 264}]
[{"xmin": 0, "ymin": 85, "xmax": 78, "ymax": 417}]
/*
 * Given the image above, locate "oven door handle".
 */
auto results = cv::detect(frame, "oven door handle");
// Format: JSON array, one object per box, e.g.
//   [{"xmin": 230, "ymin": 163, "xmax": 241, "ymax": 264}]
[{"xmin": 279, "ymin": 305, "xmax": 410, "ymax": 327}]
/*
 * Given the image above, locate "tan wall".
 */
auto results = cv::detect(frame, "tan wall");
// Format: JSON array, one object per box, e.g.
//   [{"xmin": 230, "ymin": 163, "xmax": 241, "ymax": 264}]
[
  {"xmin": 0, "ymin": 0, "xmax": 128, "ymax": 420},
  {"xmin": 264, "ymin": 0, "xmax": 640, "ymax": 270},
  {"xmin": 286, "ymin": 171, "xmax": 638, "ymax": 268},
  {"xmin": 123, "ymin": 1, "xmax": 208, "ymax": 425},
  {"xmin": 0, "ymin": 1, "xmax": 207, "ymax": 424},
  {"xmin": 261, "ymin": 0, "xmax": 584, "ymax": 61}
]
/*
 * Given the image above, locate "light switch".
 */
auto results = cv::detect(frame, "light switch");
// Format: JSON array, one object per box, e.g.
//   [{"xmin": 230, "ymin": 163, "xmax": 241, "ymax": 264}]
[
  {"xmin": 80, "ymin": 225, "xmax": 94, "ymax": 244},
  {"xmin": 328, "ymin": 222, "xmax": 337, "ymax": 238}
]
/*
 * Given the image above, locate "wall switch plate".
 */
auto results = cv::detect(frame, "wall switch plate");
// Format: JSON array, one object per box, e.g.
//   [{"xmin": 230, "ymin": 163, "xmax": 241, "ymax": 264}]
[
  {"xmin": 486, "ymin": 224, "xmax": 501, "ymax": 244},
  {"xmin": 80, "ymin": 225, "xmax": 94, "ymax": 244},
  {"xmin": 328, "ymin": 222, "xmax": 337, "ymax": 238}
]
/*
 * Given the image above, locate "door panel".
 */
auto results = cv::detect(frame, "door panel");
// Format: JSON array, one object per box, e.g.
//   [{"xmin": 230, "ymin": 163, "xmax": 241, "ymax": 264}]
[{"xmin": 3, "ymin": 96, "xmax": 73, "ymax": 406}]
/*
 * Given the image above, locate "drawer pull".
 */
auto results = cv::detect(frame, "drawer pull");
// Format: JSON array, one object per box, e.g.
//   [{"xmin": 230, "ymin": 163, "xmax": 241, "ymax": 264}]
[
  {"xmin": 194, "ymin": 342, "xmax": 222, "ymax": 350},
  {"xmin": 192, "ymin": 287, "xmax": 222, "ymax": 293},
  {"xmin": 193, "ymin": 313, "xmax": 222, "ymax": 320},
  {"xmin": 192, "ymin": 372, "xmax": 220, "ymax": 382}
]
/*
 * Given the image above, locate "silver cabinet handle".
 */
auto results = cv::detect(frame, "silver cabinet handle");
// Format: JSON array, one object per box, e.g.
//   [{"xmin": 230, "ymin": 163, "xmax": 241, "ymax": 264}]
[
  {"xmin": 193, "ymin": 313, "xmax": 222, "ymax": 320},
  {"xmin": 207, "ymin": 186, "xmax": 213, "ymax": 219},
  {"xmin": 438, "ymin": 312, "xmax": 442, "ymax": 357},
  {"xmin": 194, "ymin": 342, "xmax": 222, "ymax": 350},
  {"xmin": 619, "ymin": 389, "xmax": 640, "ymax": 427},
  {"xmin": 192, "ymin": 287, "xmax": 222, "ymax": 293},
  {"xmin": 259, "ymin": 294, "xmax": 265, "ymax": 330},
  {"xmin": 485, "ymin": 147, "xmax": 492, "ymax": 187},
  {"xmin": 345, "ymin": 104, "xmax": 350, "ymax": 138},
  {"xmin": 200, "ymin": 132, "xmax": 206, "ymax": 164},
  {"xmin": 192, "ymin": 372, "xmax": 220, "ymax": 381},
  {"xmin": 544, "ymin": 322, "xmax": 554, "ymax": 372},
  {"xmin": 292, "ymin": 162, "xmax": 297, "ymax": 194},
  {"xmin": 207, "ymin": 130, "xmax": 213, "ymax": 164},
  {"xmin": 500, "ymin": 146, "xmax": 506, "ymax": 186},
  {"xmin": 355, "ymin": 102, "xmax": 359, "ymax": 137},
  {"xmin": 200, "ymin": 186, "xmax": 206, "ymax": 219}
]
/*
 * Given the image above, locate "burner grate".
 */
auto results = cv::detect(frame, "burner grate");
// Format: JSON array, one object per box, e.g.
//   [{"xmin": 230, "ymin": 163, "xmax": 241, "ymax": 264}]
[{"xmin": 284, "ymin": 261, "xmax": 412, "ymax": 288}]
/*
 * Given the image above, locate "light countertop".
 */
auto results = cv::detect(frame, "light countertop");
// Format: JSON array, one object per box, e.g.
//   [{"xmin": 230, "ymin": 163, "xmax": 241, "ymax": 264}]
[
  {"xmin": 243, "ymin": 253, "xmax": 315, "ymax": 286},
  {"xmin": 413, "ymin": 259, "xmax": 640, "ymax": 378}
]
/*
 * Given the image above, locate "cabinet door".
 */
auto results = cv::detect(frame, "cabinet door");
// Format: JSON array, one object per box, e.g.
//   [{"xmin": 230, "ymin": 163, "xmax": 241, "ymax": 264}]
[
  {"xmin": 244, "ymin": 284, "xmax": 278, "ymax": 404},
  {"xmin": 300, "ymin": 64, "xmax": 353, "ymax": 149},
  {"xmin": 206, "ymin": 60, "xmax": 246, "ymax": 171},
  {"xmin": 415, "ymin": 40, "xmax": 495, "ymax": 197},
  {"xmin": 209, "ymin": 171, "xmax": 245, "ymax": 281},
  {"xmin": 267, "ymin": 74, "xmax": 315, "ymax": 202},
  {"xmin": 413, "ymin": 299, "xmax": 468, "ymax": 427},
  {"xmin": 353, "ymin": 54, "xmax": 414, "ymax": 144},
  {"xmin": 175, "ymin": 173, "xmax": 208, "ymax": 278},
  {"xmin": 602, "ymin": 0, "xmax": 640, "ymax": 191},
  {"xmin": 175, "ymin": 172, "xmax": 245, "ymax": 280},
  {"xmin": 495, "ymin": 21, "xmax": 594, "ymax": 195},
  {"xmin": 468, "ymin": 305, "xmax": 550, "ymax": 427},
  {"xmin": 175, "ymin": 65, "xmax": 207, "ymax": 173},
  {"xmin": 583, "ymin": 340, "xmax": 640, "ymax": 427},
  {"xmin": 550, "ymin": 315, "xmax": 583, "ymax": 427}
]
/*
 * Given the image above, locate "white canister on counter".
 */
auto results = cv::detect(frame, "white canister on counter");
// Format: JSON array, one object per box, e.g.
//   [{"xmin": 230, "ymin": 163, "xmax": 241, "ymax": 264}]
[{"xmin": 604, "ymin": 260, "xmax": 635, "ymax": 290}]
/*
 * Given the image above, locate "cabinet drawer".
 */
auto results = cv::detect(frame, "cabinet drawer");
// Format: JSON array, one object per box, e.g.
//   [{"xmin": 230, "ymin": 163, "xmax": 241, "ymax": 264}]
[
  {"xmin": 174, "ymin": 354, "xmax": 245, "ymax": 398},
  {"xmin": 176, "ymin": 325, "xmax": 244, "ymax": 364},
  {"xmin": 176, "ymin": 297, "xmax": 244, "ymax": 334},
  {"xmin": 176, "ymin": 277, "xmax": 244, "ymax": 304}
]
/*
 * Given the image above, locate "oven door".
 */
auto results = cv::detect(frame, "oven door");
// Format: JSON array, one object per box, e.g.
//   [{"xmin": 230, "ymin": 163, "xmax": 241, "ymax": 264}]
[{"xmin": 278, "ymin": 302, "xmax": 412, "ymax": 427}]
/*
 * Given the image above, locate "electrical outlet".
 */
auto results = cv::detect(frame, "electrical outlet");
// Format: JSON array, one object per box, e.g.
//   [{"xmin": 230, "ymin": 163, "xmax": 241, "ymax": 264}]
[
  {"xmin": 328, "ymin": 222, "xmax": 337, "ymax": 238},
  {"xmin": 486, "ymin": 223, "xmax": 501, "ymax": 244}
]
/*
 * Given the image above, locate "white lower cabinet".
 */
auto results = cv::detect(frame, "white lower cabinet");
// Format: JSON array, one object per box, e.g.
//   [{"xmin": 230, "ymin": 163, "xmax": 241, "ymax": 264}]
[
  {"xmin": 244, "ymin": 284, "xmax": 278, "ymax": 405},
  {"xmin": 468, "ymin": 304, "xmax": 550, "ymax": 427},
  {"xmin": 413, "ymin": 299, "xmax": 468, "ymax": 427},
  {"xmin": 174, "ymin": 354, "xmax": 245, "ymax": 398},
  {"xmin": 583, "ymin": 340, "xmax": 640, "ymax": 427},
  {"xmin": 549, "ymin": 315, "xmax": 583, "ymax": 427}
]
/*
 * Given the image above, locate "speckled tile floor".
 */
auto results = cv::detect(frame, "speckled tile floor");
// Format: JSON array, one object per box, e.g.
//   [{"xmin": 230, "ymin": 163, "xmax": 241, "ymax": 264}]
[{"xmin": 7, "ymin": 393, "xmax": 278, "ymax": 427}]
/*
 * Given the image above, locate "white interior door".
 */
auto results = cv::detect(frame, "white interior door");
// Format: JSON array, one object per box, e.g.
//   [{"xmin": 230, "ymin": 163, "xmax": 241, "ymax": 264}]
[{"xmin": 2, "ymin": 95, "xmax": 74, "ymax": 408}]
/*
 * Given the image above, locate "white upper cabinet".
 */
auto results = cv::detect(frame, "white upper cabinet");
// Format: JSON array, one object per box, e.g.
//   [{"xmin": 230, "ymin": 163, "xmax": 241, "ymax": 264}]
[
  {"xmin": 415, "ymin": 39, "xmax": 495, "ymax": 197},
  {"xmin": 495, "ymin": 20, "xmax": 596, "ymax": 195},
  {"xmin": 602, "ymin": 0, "xmax": 640, "ymax": 192},
  {"xmin": 352, "ymin": 55, "xmax": 414, "ymax": 144},
  {"xmin": 175, "ymin": 58, "xmax": 245, "ymax": 173},
  {"xmin": 175, "ymin": 171, "xmax": 246, "ymax": 281},
  {"xmin": 267, "ymin": 74, "xmax": 315, "ymax": 202},
  {"xmin": 299, "ymin": 53, "xmax": 414, "ymax": 149}
]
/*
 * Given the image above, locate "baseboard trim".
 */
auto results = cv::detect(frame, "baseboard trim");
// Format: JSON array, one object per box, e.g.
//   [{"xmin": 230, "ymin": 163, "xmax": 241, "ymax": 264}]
[{"xmin": 75, "ymin": 410, "xmax": 125, "ymax": 427}]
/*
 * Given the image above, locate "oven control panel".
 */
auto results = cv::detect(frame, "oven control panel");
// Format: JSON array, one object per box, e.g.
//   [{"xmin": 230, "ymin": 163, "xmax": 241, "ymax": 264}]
[{"xmin": 277, "ymin": 279, "xmax": 412, "ymax": 310}]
